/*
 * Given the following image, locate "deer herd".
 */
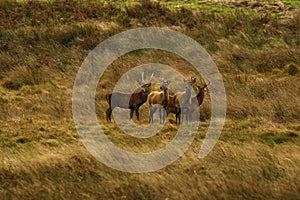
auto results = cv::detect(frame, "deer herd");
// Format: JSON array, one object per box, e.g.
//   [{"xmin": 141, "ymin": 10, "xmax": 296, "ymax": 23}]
[{"xmin": 105, "ymin": 72, "xmax": 208, "ymax": 124}]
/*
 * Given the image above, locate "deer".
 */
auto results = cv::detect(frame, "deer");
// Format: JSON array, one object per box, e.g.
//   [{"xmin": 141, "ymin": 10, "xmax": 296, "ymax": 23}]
[
  {"xmin": 166, "ymin": 94, "xmax": 181, "ymax": 124},
  {"xmin": 188, "ymin": 82, "xmax": 208, "ymax": 121},
  {"xmin": 105, "ymin": 72, "xmax": 153, "ymax": 121},
  {"xmin": 148, "ymin": 79, "xmax": 171, "ymax": 124},
  {"xmin": 174, "ymin": 77, "xmax": 196, "ymax": 123}
]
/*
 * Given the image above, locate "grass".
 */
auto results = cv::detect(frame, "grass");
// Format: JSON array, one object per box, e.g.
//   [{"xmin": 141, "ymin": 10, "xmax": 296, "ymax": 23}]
[
  {"xmin": 1, "ymin": 116, "xmax": 299, "ymax": 199},
  {"xmin": 162, "ymin": 1, "xmax": 236, "ymax": 12},
  {"xmin": 262, "ymin": 0, "xmax": 300, "ymax": 6},
  {"xmin": 162, "ymin": 0, "xmax": 300, "ymax": 8},
  {"xmin": 0, "ymin": 0, "xmax": 300, "ymax": 199}
]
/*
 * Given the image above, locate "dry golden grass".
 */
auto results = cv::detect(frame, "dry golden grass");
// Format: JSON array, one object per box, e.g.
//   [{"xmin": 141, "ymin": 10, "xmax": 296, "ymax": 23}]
[
  {"xmin": 0, "ymin": 0, "xmax": 300, "ymax": 199},
  {"xmin": 1, "ymin": 116, "xmax": 299, "ymax": 199}
]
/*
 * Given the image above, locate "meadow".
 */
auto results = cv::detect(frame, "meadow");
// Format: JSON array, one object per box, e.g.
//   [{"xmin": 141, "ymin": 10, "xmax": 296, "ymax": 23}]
[{"xmin": 0, "ymin": 0, "xmax": 300, "ymax": 199}]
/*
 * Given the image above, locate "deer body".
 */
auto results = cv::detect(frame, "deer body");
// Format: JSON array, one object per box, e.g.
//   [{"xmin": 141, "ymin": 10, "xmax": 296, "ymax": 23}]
[
  {"xmin": 188, "ymin": 83, "xmax": 207, "ymax": 121},
  {"xmin": 166, "ymin": 94, "xmax": 181, "ymax": 124},
  {"xmin": 189, "ymin": 84, "xmax": 207, "ymax": 118},
  {"xmin": 105, "ymin": 72, "xmax": 153, "ymax": 122},
  {"xmin": 105, "ymin": 87, "xmax": 151, "ymax": 121}
]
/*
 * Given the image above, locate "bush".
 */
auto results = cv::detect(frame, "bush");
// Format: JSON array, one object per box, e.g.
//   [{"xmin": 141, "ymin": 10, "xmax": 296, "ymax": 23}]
[{"xmin": 286, "ymin": 63, "xmax": 299, "ymax": 76}]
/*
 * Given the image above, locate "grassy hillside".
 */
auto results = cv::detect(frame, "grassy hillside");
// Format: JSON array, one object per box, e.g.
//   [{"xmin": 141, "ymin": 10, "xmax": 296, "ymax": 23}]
[{"xmin": 0, "ymin": 0, "xmax": 300, "ymax": 199}]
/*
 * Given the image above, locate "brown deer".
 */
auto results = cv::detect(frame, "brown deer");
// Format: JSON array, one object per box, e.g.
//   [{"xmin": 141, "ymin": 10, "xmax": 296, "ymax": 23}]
[
  {"xmin": 148, "ymin": 79, "xmax": 171, "ymax": 123},
  {"xmin": 166, "ymin": 94, "xmax": 181, "ymax": 124},
  {"xmin": 174, "ymin": 77, "xmax": 196, "ymax": 123},
  {"xmin": 188, "ymin": 83, "xmax": 208, "ymax": 121},
  {"xmin": 105, "ymin": 73, "xmax": 153, "ymax": 121}
]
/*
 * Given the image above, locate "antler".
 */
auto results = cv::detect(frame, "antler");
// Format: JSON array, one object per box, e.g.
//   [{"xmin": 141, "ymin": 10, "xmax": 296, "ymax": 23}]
[
  {"xmin": 141, "ymin": 71, "xmax": 145, "ymax": 83},
  {"xmin": 149, "ymin": 72, "xmax": 154, "ymax": 82},
  {"xmin": 160, "ymin": 76, "xmax": 166, "ymax": 83}
]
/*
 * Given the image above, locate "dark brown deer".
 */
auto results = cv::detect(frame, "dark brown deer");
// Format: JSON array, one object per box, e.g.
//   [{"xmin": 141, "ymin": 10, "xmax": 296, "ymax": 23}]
[
  {"xmin": 148, "ymin": 79, "xmax": 171, "ymax": 123},
  {"xmin": 105, "ymin": 73, "xmax": 153, "ymax": 121},
  {"xmin": 166, "ymin": 94, "xmax": 181, "ymax": 124},
  {"xmin": 188, "ymin": 83, "xmax": 208, "ymax": 121}
]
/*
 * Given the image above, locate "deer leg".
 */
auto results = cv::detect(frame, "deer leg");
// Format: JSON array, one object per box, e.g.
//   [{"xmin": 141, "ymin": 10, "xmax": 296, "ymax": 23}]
[
  {"xmin": 106, "ymin": 107, "xmax": 112, "ymax": 121},
  {"xmin": 159, "ymin": 107, "xmax": 163, "ymax": 124},
  {"xmin": 182, "ymin": 108, "xmax": 188, "ymax": 123},
  {"xmin": 149, "ymin": 106, "xmax": 157, "ymax": 123},
  {"xmin": 158, "ymin": 107, "xmax": 161, "ymax": 124},
  {"xmin": 159, "ymin": 106, "xmax": 166, "ymax": 124},
  {"xmin": 177, "ymin": 109, "xmax": 181, "ymax": 124},
  {"xmin": 166, "ymin": 108, "xmax": 172, "ymax": 123},
  {"xmin": 130, "ymin": 108, "xmax": 134, "ymax": 120},
  {"xmin": 181, "ymin": 108, "xmax": 185, "ymax": 124},
  {"xmin": 160, "ymin": 108, "xmax": 164, "ymax": 124},
  {"xmin": 161, "ymin": 106, "xmax": 166, "ymax": 124},
  {"xmin": 186, "ymin": 108, "xmax": 189, "ymax": 123},
  {"xmin": 106, "ymin": 108, "xmax": 109, "ymax": 121},
  {"xmin": 149, "ymin": 107, "xmax": 153, "ymax": 123},
  {"xmin": 135, "ymin": 107, "xmax": 140, "ymax": 121},
  {"xmin": 176, "ymin": 113, "xmax": 179, "ymax": 124},
  {"xmin": 149, "ymin": 108, "xmax": 151, "ymax": 123}
]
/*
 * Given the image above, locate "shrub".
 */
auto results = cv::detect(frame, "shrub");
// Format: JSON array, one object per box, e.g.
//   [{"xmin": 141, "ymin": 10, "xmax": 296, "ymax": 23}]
[{"xmin": 286, "ymin": 63, "xmax": 299, "ymax": 76}]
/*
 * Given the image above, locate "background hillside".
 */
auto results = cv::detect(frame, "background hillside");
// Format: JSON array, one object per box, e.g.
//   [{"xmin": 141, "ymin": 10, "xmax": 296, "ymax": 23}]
[{"xmin": 0, "ymin": 0, "xmax": 300, "ymax": 199}]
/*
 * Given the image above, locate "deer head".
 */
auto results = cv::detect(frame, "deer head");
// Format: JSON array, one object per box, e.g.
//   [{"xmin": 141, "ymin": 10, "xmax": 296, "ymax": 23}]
[
  {"xmin": 159, "ymin": 79, "xmax": 171, "ymax": 91},
  {"xmin": 137, "ymin": 72, "xmax": 154, "ymax": 93},
  {"xmin": 183, "ymin": 77, "xmax": 196, "ymax": 90}
]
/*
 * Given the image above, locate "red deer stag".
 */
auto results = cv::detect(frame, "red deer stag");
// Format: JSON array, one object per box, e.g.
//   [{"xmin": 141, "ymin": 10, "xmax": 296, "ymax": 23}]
[
  {"xmin": 148, "ymin": 79, "xmax": 171, "ymax": 123},
  {"xmin": 166, "ymin": 94, "xmax": 181, "ymax": 124},
  {"xmin": 174, "ymin": 77, "xmax": 196, "ymax": 123},
  {"xmin": 105, "ymin": 73, "xmax": 153, "ymax": 121},
  {"xmin": 188, "ymin": 82, "xmax": 208, "ymax": 121}
]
